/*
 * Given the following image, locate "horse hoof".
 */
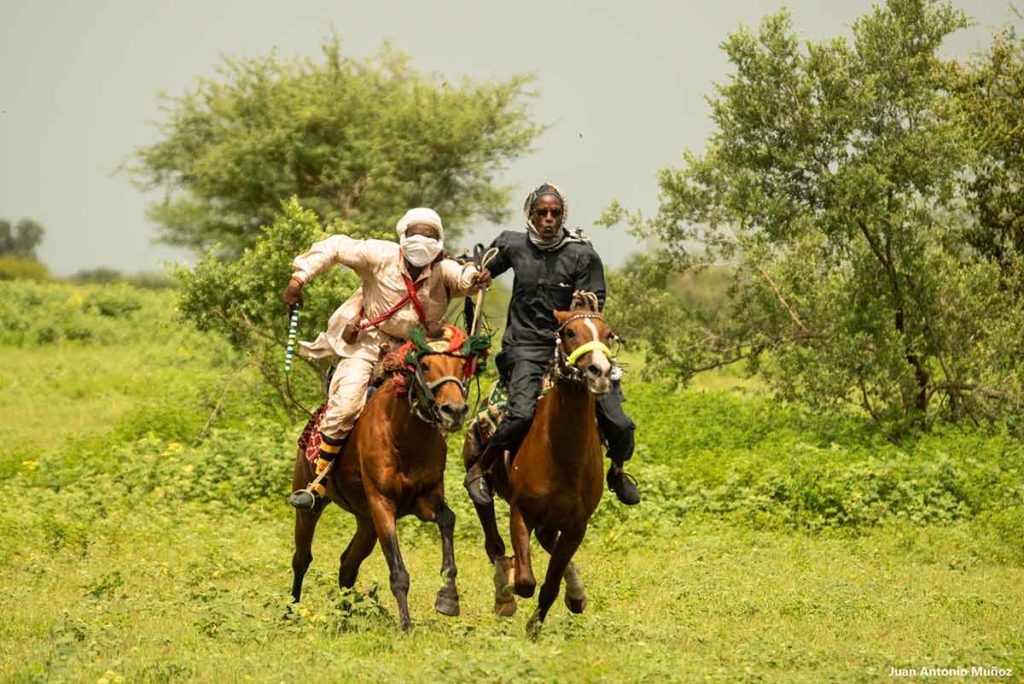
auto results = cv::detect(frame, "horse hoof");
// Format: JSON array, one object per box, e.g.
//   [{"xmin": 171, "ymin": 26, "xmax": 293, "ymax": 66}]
[
  {"xmin": 526, "ymin": 611, "xmax": 543, "ymax": 639},
  {"xmin": 434, "ymin": 593, "xmax": 460, "ymax": 617},
  {"xmin": 565, "ymin": 594, "xmax": 587, "ymax": 614},
  {"xmin": 494, "ymin": 597, "xmax": 517, "ymax": 617},
  {"xmin": 514, "ymin": 581, "xmax": 536, "ymax": 599}
]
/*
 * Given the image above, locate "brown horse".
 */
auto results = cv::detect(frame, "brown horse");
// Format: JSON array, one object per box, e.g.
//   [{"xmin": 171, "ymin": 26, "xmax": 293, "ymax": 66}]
[
  {"xmin": 463, "ymin": 294, "xmax": 614, "ymax": 634},
  {"xmin": 290, "ymin": 326, "xmax": 488, "ymax": 631}
]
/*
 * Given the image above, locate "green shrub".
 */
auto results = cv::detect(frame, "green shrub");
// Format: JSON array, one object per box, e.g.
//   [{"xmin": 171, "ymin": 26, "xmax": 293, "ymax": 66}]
[
  {"xmin": 70, "ymin": 267, "xmax": 123, "ymax": 284},
  {"xmin": 0, "ymin": 255, "xmax": 49, "ymax": 281},
  {"xmin": 0, "ymin": 281, "xmax": 169, "ymax": 346}
]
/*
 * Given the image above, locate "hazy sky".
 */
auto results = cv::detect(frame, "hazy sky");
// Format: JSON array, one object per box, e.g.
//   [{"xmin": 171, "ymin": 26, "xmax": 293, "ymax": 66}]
[{"xmin": 1, "ymin": 0, "xmax": 1020, "ymax": 276}]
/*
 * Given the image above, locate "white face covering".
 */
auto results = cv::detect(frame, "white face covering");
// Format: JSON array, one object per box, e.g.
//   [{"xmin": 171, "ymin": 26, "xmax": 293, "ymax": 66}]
[{"xmin": 401, "ymin": 234, "xmax": 443, "ymax": 267}]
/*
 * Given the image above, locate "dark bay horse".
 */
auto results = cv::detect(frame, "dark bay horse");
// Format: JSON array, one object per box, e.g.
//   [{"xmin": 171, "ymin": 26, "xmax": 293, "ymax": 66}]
[
  {"xmin": 463, "ymin": 294, "xmax": 614, "ymax": 634},
  {"xmin": 291, "ymin": 325, "xmax": 489, "ymax": 631}
]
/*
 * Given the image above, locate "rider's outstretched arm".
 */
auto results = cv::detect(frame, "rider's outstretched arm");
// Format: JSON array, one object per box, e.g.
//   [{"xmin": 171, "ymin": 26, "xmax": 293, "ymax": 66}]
[
  {"xmin": 290, "ymin": 235, "xmax": 377, "ymax": 285},
  {"xmin": 438, "ymin": 258, "xmax": 482, "ymax": 298}
]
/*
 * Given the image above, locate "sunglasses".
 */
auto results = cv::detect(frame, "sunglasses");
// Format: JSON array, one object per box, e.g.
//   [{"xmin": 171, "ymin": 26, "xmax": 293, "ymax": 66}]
[{"xmin": 533, "ymin": 208, "xmax": 563, "ymax": 218}]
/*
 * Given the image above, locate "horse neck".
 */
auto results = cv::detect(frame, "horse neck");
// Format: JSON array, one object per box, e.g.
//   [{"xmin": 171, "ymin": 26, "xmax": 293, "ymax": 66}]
[
  {"xmin": 543, "ymin": 379, "xmax": 602, "ymax": 470},
  {"xmin": 376, "ymin": 380, "xmax": 436, "ymax": 442}
]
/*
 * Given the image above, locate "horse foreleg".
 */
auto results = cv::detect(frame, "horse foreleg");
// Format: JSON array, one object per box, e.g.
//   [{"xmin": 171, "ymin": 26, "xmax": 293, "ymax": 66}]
[
  {"xmin": 527, "ymin": 526, "xmax": 586, "ymax": 637},
  {"xmin": 291, "ymin": 507, "xmax": 322, "ymax": 602},
  {"xmin": 338, "ymin": 514, "xmax": 376, "ymax": 590},
  {"xmin": 535, "ymin": 527, "xmax": 586, "ymax": 614},
  {"xmin": 433, "ymin": 500, "xmax": 460, "ymax": 617},
  {"xmin": 474, "ymin": 501, "xmax": 507, "ymax": 563},
  {"xmin": 417, "ymin": 495, "xmax": 460, "ymax": 617},
  {"xmin": 464, "ymin": 428, "xmax": 508, "ymax": 563},
  {"xmin": 368, "ymin": 495, "xmax": 412, "ymax": 631},
  {"xmin": 470, "ymin": 499, "xmax": 517, "ymax": 615},
  {"xmin": 509, "ymin": 506, "xmax": 536, "ymax": 599}
]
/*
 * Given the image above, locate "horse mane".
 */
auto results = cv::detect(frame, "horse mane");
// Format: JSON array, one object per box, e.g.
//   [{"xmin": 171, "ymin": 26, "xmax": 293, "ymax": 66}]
[{"xmin": 570, "ymin": 291, "xmax": 600, "ymax": 313}]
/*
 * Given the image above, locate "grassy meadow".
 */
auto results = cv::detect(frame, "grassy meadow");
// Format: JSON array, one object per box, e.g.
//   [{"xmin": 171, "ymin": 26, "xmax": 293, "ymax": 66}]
[{"xmin": 1, "ymin": 281, "xmax": 1022, "ymax": 683}]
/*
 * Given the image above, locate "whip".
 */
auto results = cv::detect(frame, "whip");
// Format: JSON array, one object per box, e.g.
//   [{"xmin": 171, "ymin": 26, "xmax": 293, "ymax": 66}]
[{"xmin": 285, "ymin": 303, "xmax": 300, "ymax": 375}]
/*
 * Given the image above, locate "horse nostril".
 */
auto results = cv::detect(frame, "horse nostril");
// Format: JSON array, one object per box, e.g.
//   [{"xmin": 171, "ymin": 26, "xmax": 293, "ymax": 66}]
[
  {"xmin": 441, "ymin": 404, "xmax": 468, "ymax": 420},
  {"xmin": 586, "ymin": 364, "xmax": 602, "ymax": 378}
]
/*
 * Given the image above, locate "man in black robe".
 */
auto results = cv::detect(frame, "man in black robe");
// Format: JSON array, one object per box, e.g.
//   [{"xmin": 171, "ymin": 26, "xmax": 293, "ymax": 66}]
[{"xmin": 465, "ymin": 183, "xmax": 639, "ymax": 506}]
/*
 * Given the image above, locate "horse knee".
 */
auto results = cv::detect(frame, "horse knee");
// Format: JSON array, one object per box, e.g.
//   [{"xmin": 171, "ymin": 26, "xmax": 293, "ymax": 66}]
[{"xmin": 389, "ymin": 567, "xmax": 410, "ymax": 596}]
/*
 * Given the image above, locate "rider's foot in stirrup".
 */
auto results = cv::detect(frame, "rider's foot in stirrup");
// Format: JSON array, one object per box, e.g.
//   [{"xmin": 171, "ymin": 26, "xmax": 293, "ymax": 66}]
[
  {"xmin": 289, "ymin": 456, "xmax": 331, "ymax": 510},
  {"xmin": 606, "ymin": 464, "xmax": 640, "ymax": 506},
  {"xmin": 288, "ymin": 488, "xmax": 321, "ymax": 510},
  {"xmin": 464, "ymin": 464, "xmax": 494, "ymax": 506}
]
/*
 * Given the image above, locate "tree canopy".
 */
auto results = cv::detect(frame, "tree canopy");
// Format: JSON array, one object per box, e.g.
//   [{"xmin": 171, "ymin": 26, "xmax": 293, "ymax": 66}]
[
  {"xmin": 605, "ymin": 0, "xmax": 1024, "ymax": 435},
  {"xmin": 0, "ymin": 218, "xmax": 45, "ymax": 259},
  {"xmin": 133, "ymin": 37, "xmax": 543, "ymax": 255}
]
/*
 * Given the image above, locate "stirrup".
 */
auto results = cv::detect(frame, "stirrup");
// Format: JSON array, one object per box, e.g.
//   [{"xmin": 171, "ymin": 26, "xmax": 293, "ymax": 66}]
[{"xmin": 288, "ymin": 480, "xmax": 326, "ymax": 511}]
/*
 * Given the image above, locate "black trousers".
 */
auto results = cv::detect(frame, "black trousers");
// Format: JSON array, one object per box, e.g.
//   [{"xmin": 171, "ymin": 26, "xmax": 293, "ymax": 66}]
[{"xmin": 488, "ymin": 351, "xmax": 635, "ymax": 464}]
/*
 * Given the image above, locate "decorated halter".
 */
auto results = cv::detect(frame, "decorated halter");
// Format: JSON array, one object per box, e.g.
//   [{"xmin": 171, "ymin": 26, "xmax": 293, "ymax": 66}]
[
  {"xmin": 383, "ymin": 324, "xmax": 491, "ymax": 426},
  {"xmin": 553, "ymin": 311, "xmax": 616, "ymax": 382}
]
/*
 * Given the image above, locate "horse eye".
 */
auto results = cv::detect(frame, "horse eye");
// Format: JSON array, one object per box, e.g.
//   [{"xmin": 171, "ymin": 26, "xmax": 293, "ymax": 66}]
[{"xmin": 566, "ymin": 329, "xmax": 576, "ymax": 338}]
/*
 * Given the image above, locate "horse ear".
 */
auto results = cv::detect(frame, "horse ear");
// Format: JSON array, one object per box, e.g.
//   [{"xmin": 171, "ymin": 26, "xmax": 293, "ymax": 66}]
[
  {"xmin": 571, "ymin": 291, "xmax": 599, "ymax": 312},
  {"xmin": 553, "ymin": 310, "xmax": 573, "ymax": 326}
]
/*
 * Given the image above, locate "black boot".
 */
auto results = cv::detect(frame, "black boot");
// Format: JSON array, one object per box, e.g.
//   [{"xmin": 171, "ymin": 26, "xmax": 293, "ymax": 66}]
[
  {"xmin": 464, "ymin": 443, "xmax": 505, "ymax": 506},
  {"xmin": 606, "ymin": 463, "xmax": 640, "ymax": 505}
]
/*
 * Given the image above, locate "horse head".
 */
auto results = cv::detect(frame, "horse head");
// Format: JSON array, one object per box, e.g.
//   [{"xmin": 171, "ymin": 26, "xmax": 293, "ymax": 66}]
[
  {"xmin": 553, "ymin": 291, "xmax": 614, "ymax": 396},
  {"xmin": 406, "ymin": 325, "xmax": 490, "ymax": 433}
]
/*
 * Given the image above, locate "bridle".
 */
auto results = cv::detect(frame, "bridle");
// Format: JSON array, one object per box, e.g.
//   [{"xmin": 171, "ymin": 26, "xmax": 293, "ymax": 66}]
[
  {"xmin": 553, "ymin": 312, "xmax": 618, "ymax": 383},
  {"xmin": 407, "ymin": 352, "xmax": 474, "ymax": 429}
]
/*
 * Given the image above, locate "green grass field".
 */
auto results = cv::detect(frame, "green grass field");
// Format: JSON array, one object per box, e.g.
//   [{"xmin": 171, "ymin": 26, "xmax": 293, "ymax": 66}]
[{"xmin": 1, "ymin": 282, "xmax": 1021, "ymax": 683}]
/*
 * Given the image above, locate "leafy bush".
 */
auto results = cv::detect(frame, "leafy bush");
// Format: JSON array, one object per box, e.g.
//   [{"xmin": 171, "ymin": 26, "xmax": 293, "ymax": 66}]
[
  {"xmin": 125, "ymin": 270, "xmax": 179, "ymax": 290},
  {"xmin": 589, "ymin": 384, "xmax": 1024, "ymax": 533},
  {"xmin": 70, "ymin": 267, "xmax": 123, "ymax": 284},
  {"xmin": 0, "ymin": 281, "xmax": 167, "ymax": 346},
  {"xmin": 177, "ymin": 198, "xmax": 362, "ymax": 416},
  {"xmin": 0, "ymin": 255, "xmax": 49, "ymax": 281}
]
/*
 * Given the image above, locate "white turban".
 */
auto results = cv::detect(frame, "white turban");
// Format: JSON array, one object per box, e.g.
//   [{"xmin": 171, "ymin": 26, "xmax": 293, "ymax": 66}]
[{"xmin": 395, "ymin": 208, "xmax": 444, "ymax": 241}]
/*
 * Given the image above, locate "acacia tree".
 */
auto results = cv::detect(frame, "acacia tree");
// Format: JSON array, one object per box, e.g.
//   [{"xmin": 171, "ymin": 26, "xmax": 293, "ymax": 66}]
[
  {"xmin": 133, "ymin": 37, "xmax": 542, "ymax": 255},
  {"xmin": 607, "ymin": 0, "xmax": 1024, "ymax": 434}
]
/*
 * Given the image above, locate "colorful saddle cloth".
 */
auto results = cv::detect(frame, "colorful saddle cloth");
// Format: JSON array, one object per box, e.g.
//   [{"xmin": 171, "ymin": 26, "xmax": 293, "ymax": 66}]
[{"xmin": 298, "ymin": 404, "xmax": 330, "ymax": 463}]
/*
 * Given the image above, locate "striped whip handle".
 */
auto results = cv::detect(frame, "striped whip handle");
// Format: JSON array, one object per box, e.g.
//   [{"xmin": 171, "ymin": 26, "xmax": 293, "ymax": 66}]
[{"xmin": 285, "ymin": 303, "xmax": 300, "ymax": 375}]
